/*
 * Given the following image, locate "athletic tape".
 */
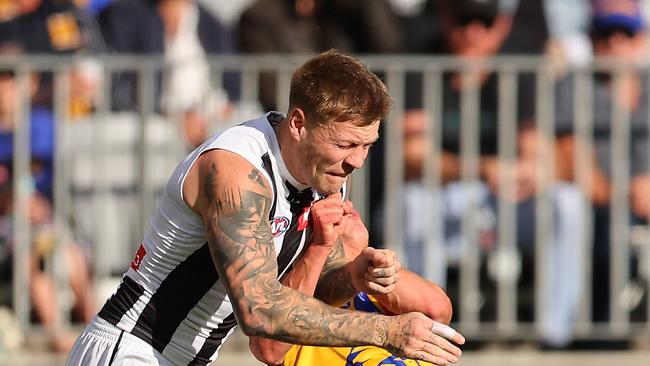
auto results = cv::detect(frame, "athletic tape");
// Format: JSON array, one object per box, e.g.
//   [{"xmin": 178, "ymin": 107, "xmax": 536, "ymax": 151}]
[{"xmin": 430, "ymin": 321, "xmax": 457, "ymax": 339}]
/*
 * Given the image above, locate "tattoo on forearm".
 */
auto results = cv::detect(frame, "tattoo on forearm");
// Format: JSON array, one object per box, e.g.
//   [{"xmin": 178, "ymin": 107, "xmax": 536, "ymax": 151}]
[
  {"xmin": 321, "ymin": 238, "xmax": 346, "ymax": 275},
  {"xmin": 204, "ymin": 166, "xmax": 388, "ymax": 347},
  {"xmin": 314, "ymin": 238, "xmax": 358, "ymax": 305}
]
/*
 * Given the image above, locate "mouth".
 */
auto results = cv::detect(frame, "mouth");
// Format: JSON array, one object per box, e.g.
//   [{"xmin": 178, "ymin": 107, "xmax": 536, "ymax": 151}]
[{"xmin": 327, "ymin": 172, "xmax": 348, "ymax": 178}]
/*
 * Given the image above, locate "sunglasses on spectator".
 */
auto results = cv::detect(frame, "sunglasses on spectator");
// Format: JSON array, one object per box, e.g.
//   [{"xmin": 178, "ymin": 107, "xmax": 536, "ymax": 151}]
[{"xmin": 457, "ymin": 15, "xmax": 496, "ymax": 28}]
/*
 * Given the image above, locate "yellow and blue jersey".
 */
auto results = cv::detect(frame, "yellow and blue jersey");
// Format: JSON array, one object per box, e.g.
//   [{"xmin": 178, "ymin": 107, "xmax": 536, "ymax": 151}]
[{"xmin": 283, "ymin": 292, "xmax": 433, "ymax": 366}]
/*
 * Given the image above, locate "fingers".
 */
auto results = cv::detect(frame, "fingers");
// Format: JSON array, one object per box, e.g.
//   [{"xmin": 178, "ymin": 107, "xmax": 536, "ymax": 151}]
[
  {"xmin": 360, "ymin": 248, "xmax": 401, "ymax": 294},
  {"xmin": 310, "ymin": 193, "xmax": 344, "ymax": 245},
  {"xmin": 342, "ymin": 200, "xmax": 359, "ymax": 217},
  {"xmin": 414, "ymin": 330, "xmax": 464, "ymax": 365},
  {"xmin": 430, "ymin": 321, "xmax": 466, "ymax": 345},
  {"xmin": 419, "ymin": 339, "xmax": 461, "ymax": 365},
  {"xmin": 389, "ymin": 313, "xmax": 466, "ymax": 365},
  {"xmin": 369, "ymin": 264, "xmax": 400, "ymax": 279},
  {"xmin": 311, "ymin": 193, "xmax": 344, "ymax": 226},
  {"xmin": 365, "ymin": 275, "xmax": 399, "ymax": 294},
  {"xmin": 426, "ymin": 333, "xmax": 462, "ymax": 360},
  {"xmin": 362, "ymin": 247, "xmax": 397, "ymax": 268}
]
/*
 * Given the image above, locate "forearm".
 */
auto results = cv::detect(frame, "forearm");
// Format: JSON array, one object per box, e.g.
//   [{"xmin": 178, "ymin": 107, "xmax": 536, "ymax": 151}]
[
  {"xmin": 373, "ymin": 270, "xmax": 453, "ymax": 324},
  {"xmin": 235, "ymin": 271, "xmax": 390, "ymax": 348},
  {"xmin": 314, "ymin": 260, "xmax": 359, "ymax": 306},
  {"xmin": 249, "ymin": 244, "xmax": 332, "ymax": 365}
]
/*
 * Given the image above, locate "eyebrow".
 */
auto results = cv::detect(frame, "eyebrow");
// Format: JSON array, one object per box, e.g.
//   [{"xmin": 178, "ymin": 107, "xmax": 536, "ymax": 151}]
[{"xmin": 338, "ymin": 136, "xmax": 379, "ymax": 145}]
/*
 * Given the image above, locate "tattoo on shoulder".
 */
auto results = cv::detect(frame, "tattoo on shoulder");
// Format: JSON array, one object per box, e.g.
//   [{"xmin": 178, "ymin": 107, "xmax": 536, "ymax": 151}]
[
  {"xmin": 215, "ymin": 188, "xmax": 272, "ymax": 245},
  {"xmin": 203, "ymin": 163, "xmax": 218, "ymax": 203},
  {"xmin": 248, "ymin": 169, "xmax": 266, "ymax": 188}
]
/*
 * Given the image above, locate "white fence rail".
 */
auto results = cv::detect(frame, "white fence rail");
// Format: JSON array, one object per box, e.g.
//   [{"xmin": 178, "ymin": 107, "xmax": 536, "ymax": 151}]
[{"xmin": 1, "ymin": 55, "xmax": 648, "ymax": 344}]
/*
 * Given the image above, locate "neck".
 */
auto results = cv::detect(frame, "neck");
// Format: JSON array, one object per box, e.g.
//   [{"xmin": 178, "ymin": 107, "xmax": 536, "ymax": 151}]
[{"xmin": 275, "ymin": 116, "xmax": 306, "ymax": 185}]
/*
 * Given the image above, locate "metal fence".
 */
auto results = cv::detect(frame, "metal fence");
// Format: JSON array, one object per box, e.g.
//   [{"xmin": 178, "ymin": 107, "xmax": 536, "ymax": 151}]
[{"xmin": 2, "ymin": 54, "xmax": 649, "ymax": 345}]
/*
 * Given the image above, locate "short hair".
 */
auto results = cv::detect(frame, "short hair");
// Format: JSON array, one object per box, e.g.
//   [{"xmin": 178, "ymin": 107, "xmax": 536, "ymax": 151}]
[{"xmin": 289, "ymin": 49, "xmax": 392, "ymax": 127}]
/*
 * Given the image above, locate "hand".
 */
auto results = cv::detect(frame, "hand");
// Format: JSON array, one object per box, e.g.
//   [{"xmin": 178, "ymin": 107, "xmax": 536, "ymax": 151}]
[
  {"xmin": 385, "ymin": 312, "xmax": 465, "ymax": 365},
  {"xmin": 310, "ymin": 193, "xmax": 343, "ymax": 247},
  {"xmin": 336, "ymin": 201, "xmax": 369, "ymax": 258},
  {"xmin": 351, "ymin": 247, "xmax": 401, "ymax": 295}
]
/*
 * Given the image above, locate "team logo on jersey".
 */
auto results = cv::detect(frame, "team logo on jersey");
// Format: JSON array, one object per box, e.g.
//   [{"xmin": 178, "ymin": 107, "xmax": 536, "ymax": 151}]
[
  {"xmin": 130, "ymin": 244, "xmax": 146, "ymax": 270},
  {"xmin": 270, "ymin": 216, "xmax": 290, "ymax": 238}
]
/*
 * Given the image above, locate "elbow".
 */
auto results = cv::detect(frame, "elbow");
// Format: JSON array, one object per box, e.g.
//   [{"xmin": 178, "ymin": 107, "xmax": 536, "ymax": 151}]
[
  {"xmin": 425, "ymin": 289, "xmax": 453, "ymax": 324},
  {"xmin": 235, "ymin": 298, "xmax": 281, "ymax": 338},
  {"xmin": 237, "ymin": 312, "xmax": 269, "ymax": 337},
  {"xmin": 234, "ymin": 304, "xmax": 269, "ymax": 337},
  {"xmin": 249, "ymin": 338, "xmax": 286, "ymax": 366}
]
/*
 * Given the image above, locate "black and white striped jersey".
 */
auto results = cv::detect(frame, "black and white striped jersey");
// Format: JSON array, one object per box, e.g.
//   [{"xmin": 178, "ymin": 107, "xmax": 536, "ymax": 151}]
[{"xmin": 98, "ymin": 112, "xmax": 346, "ymax": 365}]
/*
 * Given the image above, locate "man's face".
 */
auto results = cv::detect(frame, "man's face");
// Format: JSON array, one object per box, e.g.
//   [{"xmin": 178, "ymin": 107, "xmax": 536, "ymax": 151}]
[
  {"xmin": 593, "ymin": 28, "xmax": 645, "ymax": 59},
  {"xmin": 297, "ymin": 119, "xmax": 380, "ymax": 195},
  {"xmin": 448, "ymin": 19, "xmax": 500, "ymax": 57}
]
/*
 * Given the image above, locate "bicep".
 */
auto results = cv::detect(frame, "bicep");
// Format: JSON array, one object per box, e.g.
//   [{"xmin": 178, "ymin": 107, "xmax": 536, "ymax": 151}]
[{"xmin": 199, "ymin": 151, "xmax": 278, "ymax": 300}]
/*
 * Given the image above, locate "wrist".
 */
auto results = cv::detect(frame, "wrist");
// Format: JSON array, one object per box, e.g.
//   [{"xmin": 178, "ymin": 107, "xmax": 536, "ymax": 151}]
[
  {"xmin": 380, "ymin": 315, "xmax": 396, "ymax": 350},
  {"xmin": 347, "ymin": 257, "xmax": 365, "ymax": 293},
  {"xmin": 305, "ymin": 243, "xmax": 334, "ymax": 256}
]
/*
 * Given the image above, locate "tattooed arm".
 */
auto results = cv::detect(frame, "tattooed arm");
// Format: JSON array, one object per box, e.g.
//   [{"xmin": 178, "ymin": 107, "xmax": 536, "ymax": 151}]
[
  {"xmin": 194, "ymin": 150, "xmax": 463, "ymax": 365},
  {"xmin": 249, "ymin": 195, "xmax": 453, "ymax": 364},
  {"xmin": 314, "ymin": 201, "xmax": 401, "ymax": 306},
  {"xmin": 249, "ymin": 194, "xmax": 344, "ymax": 365}
]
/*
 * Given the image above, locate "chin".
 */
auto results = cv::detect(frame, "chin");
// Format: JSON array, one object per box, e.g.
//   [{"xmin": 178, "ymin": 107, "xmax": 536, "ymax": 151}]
[{"xmin": 315, "ymin": 177, "xmax": 345, "ymax": 195}]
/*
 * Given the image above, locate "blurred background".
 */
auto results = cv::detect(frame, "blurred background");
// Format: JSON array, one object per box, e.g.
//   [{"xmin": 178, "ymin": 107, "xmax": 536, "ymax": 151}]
[{"xmin": 0, "ymin": 0, "xmax": 649, "ymax": 365}]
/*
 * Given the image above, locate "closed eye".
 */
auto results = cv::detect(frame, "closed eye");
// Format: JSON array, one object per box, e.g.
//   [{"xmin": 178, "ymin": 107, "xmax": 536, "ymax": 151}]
[{"xmin": 336, "ymin": 143, "xmax": 356, "ymax": 149}]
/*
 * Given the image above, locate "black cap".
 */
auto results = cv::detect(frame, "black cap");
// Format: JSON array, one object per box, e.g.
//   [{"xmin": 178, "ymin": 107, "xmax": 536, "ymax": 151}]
[{"xmin": 450, "ymin": 0, "xmax": 500, "ymax": 26}]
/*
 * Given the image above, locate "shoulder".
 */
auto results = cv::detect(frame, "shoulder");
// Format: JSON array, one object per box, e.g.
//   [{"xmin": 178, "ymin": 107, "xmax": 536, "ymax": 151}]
[
  {"xmin": 187, "ymin": 148, "xmax": 273, "ymax": 220},
  {"xmin": 199, "ymin": 149, "xmax": 271, "ymax": 187},
  {"xmin": 208, "ymin": 117, "xmax": 277, "ymax": 165}
]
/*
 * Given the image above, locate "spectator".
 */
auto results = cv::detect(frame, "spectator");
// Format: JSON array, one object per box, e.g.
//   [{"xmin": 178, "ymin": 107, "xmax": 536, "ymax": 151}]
[
  {"xmin": 12, "ymin": 0, "xmax": 105, "ymax": 54},
  {"xmin": 555, "ymin": 0, "xmax": 650, "ymax": 322},
  {"xmin": 198, "ymin": 0, "xmax": 255, "ymax": 28},
  {"xmin": 238, "ymin": 0, "xmax": 324, "ymax": 111},
  {"xmin": 388, "ymin": 0, "xmax": 587, "ymax": 348},
  {"xmin": 7, "ymin": 0, "xmax": 106, "ymax": 119},
  {"xmin": 238, "ymin": 0, "xmax": 401, "ymax": 110},
  {"xmin": 0, "ymin": 70, "xmax": 95, "ymax": 353},
  {"xmin": 543, "ymin": 0, "xmax": 593, "ymax": 68},
  {"xmin": 99, "ymin": 0, "xmax": 238, "ymax": 147},
  {"xmin": 385, "ymin": 0, "xmax": 441, "ymax": 53}
]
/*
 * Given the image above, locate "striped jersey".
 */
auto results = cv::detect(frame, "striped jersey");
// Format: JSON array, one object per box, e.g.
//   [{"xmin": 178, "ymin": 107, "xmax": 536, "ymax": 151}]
[{"xmin": 98, "ymin": 112, "xmax": 346, "ymax": 365}]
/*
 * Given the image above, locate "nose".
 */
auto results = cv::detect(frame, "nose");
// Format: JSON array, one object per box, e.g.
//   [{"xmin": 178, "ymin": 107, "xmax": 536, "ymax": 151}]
[{"xmin": 343, "ymin": 146, "xmax": 368, "ymax": 171}]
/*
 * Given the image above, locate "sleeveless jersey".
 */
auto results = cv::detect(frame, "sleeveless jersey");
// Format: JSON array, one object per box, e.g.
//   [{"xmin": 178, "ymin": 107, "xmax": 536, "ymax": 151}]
[
  {"xmin": 283, "ymin": 292, "xmax": 433, "ymax": 366},
  {"xmin": 98, "ymin": 112, "xmax": 345, "ymax": 365}
]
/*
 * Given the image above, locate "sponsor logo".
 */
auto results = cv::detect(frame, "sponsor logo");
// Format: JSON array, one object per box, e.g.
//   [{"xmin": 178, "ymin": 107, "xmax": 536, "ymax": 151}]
[
  {"xmin": 130, "ymin": 244, "xmax": 146, "ymax": 270},
  {"xmin": 270, "ymin": 216, "xmax": 290, "ymax": 237}
]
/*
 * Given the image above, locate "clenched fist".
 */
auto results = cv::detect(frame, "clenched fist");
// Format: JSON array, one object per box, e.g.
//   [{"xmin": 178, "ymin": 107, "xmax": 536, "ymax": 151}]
[{"xmin": 351, "ymin": 247, "xmax": 401, "ymax": 295}]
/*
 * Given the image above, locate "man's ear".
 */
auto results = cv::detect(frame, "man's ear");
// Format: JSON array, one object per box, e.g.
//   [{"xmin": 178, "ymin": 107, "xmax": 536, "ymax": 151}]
[{"xmin": 288, "ymin": 108, "xmax": 307, "ymax": 141}]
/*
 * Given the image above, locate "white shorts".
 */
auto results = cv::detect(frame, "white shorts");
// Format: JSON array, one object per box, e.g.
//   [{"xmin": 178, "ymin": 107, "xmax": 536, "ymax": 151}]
[{"xmin": 66, "ymin": 316, "xmax": 172, "ymax": 366}]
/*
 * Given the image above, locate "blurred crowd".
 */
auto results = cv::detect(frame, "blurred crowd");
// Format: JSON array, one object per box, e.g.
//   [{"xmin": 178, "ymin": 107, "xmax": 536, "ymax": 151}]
[{"xmin": 0, "ymin": 0, "xmax": 648, "ymax": 353}]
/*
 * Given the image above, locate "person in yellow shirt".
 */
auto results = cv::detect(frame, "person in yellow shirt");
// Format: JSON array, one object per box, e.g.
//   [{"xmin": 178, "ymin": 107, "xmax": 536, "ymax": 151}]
[{"xmin": 249, "ymin": 194, "xmax": 463, "ymax": 366}]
